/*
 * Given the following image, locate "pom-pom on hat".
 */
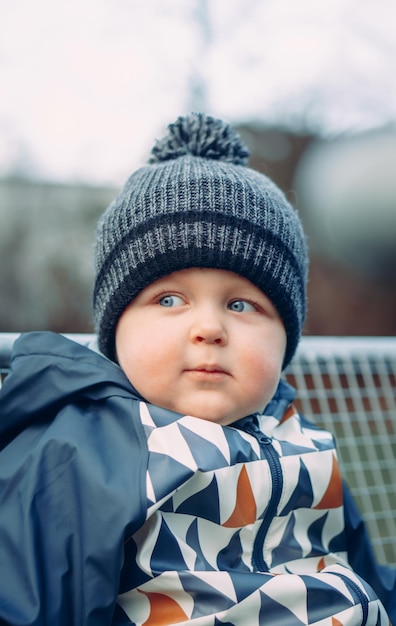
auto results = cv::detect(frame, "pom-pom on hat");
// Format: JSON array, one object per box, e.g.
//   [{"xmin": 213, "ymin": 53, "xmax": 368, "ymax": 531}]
[{"xmin": 93, "ymin": 113, "xmax": 308, "ymax": 367}]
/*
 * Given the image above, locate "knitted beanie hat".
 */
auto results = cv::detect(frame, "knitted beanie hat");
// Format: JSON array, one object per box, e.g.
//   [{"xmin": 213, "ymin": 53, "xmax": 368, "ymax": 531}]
[{"xmin": 93, "ymin": 113, "xmax": 308, "ymax": 368}]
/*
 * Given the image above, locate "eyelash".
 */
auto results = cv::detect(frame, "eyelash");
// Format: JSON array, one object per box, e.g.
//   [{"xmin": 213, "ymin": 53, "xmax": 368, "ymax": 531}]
[
  {"xmin": 228, "ymin": 299, "xmax": 253, "ymax": 312},
  {"xmin": 158, "ymin": 294, "xmax": 184, "ymax": 307}
]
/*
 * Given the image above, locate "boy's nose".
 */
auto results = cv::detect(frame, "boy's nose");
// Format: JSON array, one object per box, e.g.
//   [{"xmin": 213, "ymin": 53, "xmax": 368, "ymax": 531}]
[{"xmin": 189, "ymin": 313, "xmax": 228, "ymax": 345}]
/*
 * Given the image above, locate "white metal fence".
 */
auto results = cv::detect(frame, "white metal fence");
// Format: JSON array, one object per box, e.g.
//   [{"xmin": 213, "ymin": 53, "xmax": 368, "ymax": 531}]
[{"xmin": 285, "ymin": 337, "xmax": 396, "ymax": 566}]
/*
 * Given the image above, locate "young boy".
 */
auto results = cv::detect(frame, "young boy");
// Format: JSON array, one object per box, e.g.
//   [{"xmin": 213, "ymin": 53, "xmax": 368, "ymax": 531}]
[{"xmin": 0, "ymin": 113, "xmax": 394, "ymax": 625}]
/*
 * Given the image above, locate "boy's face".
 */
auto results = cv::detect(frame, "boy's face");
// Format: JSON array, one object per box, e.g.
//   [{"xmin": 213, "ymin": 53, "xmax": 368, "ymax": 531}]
[{"xmin": 115, "ymin": 268, "xmax": 286, "ymax": 426}]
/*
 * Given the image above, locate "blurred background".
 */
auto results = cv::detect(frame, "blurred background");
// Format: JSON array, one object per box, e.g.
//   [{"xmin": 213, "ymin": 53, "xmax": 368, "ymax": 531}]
[{"xmin": 1, "ymin": 0, "xmax": 396, "ymax": 337}]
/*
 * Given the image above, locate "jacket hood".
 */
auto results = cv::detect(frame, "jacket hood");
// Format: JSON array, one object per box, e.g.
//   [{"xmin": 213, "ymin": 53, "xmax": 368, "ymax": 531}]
[{"xmin": 0, "ymin": 331, "xmax": 143, "ymax": 449}]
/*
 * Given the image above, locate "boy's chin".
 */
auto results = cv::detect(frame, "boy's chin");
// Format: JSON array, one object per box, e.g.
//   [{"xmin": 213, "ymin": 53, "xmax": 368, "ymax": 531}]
[
  {"xmin": 176, "ymin": 405, "xmax": 248, "ymax": 426},
  {"xmin": 151, "ymin": 392, "xmax": 266, "ymax": 426}
]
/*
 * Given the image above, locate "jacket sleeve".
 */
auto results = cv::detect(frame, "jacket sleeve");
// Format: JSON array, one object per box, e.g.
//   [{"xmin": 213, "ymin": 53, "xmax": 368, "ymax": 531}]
[
  {"xmin": 343, "ymin": 481, "xmax": 396, "ymax": 625},
  {"xmin": 0, "ymin": 395, "xmax": 148, "ymax": 626}
]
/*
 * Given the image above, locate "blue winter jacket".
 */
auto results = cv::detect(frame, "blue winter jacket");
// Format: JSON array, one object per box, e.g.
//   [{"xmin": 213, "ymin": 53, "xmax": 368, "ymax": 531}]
[{"xmin": 0, "ymin": 332, "xmax": 394, "ymax": 625}]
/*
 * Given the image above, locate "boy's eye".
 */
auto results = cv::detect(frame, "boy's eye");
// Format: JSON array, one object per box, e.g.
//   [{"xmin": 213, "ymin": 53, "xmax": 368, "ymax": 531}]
[
  {"xmin": 158, "ymin": 295, "xmax": 184, "ymax": 307},
  {"xmin": 228, "ymin": 300, "xmax": 256, "ymax": 313}
]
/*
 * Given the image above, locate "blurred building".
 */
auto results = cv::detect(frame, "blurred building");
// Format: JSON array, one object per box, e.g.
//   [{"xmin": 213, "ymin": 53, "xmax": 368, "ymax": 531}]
[
  {"xmin": 0, "ymin": 177, "xmax": 115, "ymax": 333},
  {"xmin": 238, "ymin": 124, "xmax": 396, "ymax": 338}
]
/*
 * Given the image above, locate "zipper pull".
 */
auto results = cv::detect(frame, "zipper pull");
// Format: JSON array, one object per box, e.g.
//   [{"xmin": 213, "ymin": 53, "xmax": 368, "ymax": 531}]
[{"xmin": 244, "ymin": 421, "xmax": 273, "ymax": 445}]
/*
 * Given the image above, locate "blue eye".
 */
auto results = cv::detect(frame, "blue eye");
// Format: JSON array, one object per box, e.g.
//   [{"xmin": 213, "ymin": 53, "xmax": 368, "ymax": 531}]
[
  {"xmin": 229, "ymin": 300, "xmax": 255, "ymax": 313},
  {"xmin": 159, "ymin": 295, "xmax": 184, "ymax": 307}
]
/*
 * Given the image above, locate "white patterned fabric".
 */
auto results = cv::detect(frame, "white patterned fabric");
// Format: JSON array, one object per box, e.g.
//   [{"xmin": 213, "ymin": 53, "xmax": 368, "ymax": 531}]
[{"xmin": 116, "ymin": 385, "xmax": 387, "ymax": 625}]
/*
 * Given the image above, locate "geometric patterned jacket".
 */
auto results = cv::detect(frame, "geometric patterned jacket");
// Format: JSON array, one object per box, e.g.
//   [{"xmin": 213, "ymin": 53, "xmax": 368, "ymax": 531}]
[
  {"xmin": 115, "ymin": 386, "xmax": 389, "ymax": 625},
  {"xmin": 0, "ymin": 333, "xmax": 392, "ymax": 626}
]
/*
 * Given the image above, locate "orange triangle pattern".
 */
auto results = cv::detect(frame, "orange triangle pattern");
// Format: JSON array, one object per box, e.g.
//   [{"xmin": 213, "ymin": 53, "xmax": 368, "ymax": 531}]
[
  {"xmin": 222, "ymin": 464, "xmax": 257, "ymax": 527},
  {"xmin": 317, "ymin": 557, "xmax": 326, "ymax": 571},
  {"xmin": 314, "ymin": 454, "xmax": 343, "ymax": 510},
  {"xmin": 332, "ymin": 618, "xmax": 344, "ymax": 625},
  {"xmin": 279, "ymin": 404, "xmax": 297, "ymax": 424},
  {"xmin": 140, "ymin": 591, "xmax": 189, "ymax": 625}
]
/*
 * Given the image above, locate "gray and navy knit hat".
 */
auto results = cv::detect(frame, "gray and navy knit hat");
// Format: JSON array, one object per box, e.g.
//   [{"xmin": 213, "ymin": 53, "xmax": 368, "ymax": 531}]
[{"xmin": 93, "ymin": 113, "xmax": 308, "ymax": 367}]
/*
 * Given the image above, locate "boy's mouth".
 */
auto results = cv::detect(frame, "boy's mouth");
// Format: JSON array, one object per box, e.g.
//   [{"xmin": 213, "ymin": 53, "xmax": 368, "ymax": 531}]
[{"xmin": 185, "ymin": 365, "xmax": 230, "ymax": 379}]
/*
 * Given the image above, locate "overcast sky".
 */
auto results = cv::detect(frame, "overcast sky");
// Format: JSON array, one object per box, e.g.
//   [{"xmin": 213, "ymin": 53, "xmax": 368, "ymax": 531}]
[{"xmin": 1, "ymin": 0, "xmax": 396, "ymax": 185}]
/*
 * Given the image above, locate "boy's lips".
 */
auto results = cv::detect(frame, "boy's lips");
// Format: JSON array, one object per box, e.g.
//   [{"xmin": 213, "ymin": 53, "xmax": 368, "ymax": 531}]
[{"xmin": 185, "ymin": 365, "xmax": 231, "ymax": 379}]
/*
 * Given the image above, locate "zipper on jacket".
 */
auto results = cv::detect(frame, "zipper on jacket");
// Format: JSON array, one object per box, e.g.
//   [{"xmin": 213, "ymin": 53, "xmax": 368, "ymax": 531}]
[
  {"xmin": 336, "ymin": 573, "xmax": 369, "ymax": 625},
  {"xmin": 241, "ymin": 419, "xmax": 284, "ymax": 572}
]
